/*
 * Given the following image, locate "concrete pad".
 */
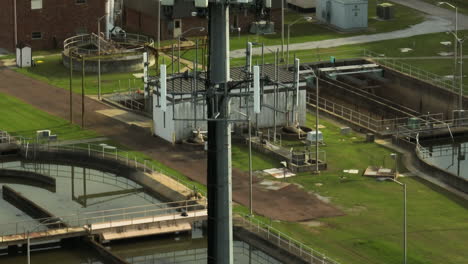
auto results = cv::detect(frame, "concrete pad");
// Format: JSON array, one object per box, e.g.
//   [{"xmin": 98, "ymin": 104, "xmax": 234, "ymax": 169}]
[
  {"xmin": 263, "ymin": 168, "xmax": 296, "ymax": 179},
  {"xmin": 96, "ymin": 109, "xmax": 152, "ymax": 128},
  {"xmin": 399, "ymin": 48, "xmax": 413, "ymax": 53},
  {"xmin": 258, "ymin": 179, "xmax": 290, "ymax": 191}
]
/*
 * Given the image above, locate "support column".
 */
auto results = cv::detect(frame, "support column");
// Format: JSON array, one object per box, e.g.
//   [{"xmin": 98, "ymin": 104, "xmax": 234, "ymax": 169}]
[{"xmin": 207, "ymin": 2, "xmax": 233, "ymax": 264}]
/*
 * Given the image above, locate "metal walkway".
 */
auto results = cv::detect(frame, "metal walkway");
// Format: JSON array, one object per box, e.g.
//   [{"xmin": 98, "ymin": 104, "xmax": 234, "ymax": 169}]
[{"xmin": 0, "ymin": 199, "xmax": 207, "ymax": 246}]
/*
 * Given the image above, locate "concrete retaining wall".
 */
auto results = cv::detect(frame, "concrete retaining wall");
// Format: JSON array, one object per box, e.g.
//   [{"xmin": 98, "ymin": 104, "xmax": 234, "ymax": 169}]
[
  {"xmin": 0, "ymin": 169, "xmax": 56, "ymax": 192},
  {"xmin": 83, "ymin": 238, "xmax": 130, "ymax": 264},
  {"xmin": 21, "ymin": 149, "xmax": 195, "ymax": 203},
  {"xmin": 393, "ymin": 138, "xmax": 468, "ymax": 194},
  {"xmin": 378, "ymin": 67, "xmax": 468, "ymax": 119},
  {"xmin": 2, "ymin": 185, "xmax": 65, "ymax": 228},
  {"xmin": 233, "ymin": 225, "xmax": 307, "ymax": 264}
]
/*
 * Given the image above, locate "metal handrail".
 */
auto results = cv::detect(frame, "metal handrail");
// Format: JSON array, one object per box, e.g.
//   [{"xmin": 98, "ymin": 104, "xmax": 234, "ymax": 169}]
[
  {"xmin": 23, "ymin": 142, "xmax": 206, "ymax": 198},
  {"xmin": 0, "ymin": 161, "xmax": 161, "ymax": 204},
  {"xmin": 363, "ymin": 49, "xmax": 468, "ymax": 93},
  {"xmin": 234, "ymin": 213, "xmax": 341, "ymax": 264},
  {"xmin": 306, "ymin": 94, "xmax": 445, "ymax": 133},
  {"xmin": 0, "ymin": 198, "xmax": 207, "ymax": 239}
]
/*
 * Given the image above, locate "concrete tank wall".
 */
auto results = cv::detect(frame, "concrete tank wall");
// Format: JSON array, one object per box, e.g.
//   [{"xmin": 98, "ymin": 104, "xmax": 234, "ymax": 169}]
[
  {"xmin": 62, "ymin": 52, "xmax": 155, "ymax": 73},
  {"xmin": 378, "ymin": 67, "xmax": 468, "ymax": 119}
]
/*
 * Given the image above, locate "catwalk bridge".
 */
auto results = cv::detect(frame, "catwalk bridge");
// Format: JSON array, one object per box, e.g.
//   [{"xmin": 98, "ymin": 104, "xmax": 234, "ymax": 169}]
[{"xmin": 0, "ymin": 199, "xmax": 207, "ymax": 247}]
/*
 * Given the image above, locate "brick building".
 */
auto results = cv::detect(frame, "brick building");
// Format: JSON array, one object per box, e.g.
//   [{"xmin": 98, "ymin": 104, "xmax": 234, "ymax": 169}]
[
  {"xmin": 0, "ymin": 0, "xmax": 107, "ymax": 52},
  {"xmin": 123, "ymin": 0, "xmax": 283, "ymax": 42}
]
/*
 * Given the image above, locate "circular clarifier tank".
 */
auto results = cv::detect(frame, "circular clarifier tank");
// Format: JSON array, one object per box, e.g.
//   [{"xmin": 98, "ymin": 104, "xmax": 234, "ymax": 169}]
[{"xmin": 62, "ymin": 33, "xmax": 155, "ymax": 73}]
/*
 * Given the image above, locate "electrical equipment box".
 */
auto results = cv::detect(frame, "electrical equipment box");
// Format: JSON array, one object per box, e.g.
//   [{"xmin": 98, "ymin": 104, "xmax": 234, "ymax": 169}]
[
  {"xmin": 377, "ymin": 3, "xmax": 395, "ymax": 20},
  {"xmin": 306, "ymin": 131, "xmax": 323, "ymax": 144},
  {"xmin": 317, "ymin": 0, "xmax": 368, "ymax": 30},
  {"xmin": 161, "ymin": 0, "xmax": 174, "ymax": 6},
  {"xmin": 195, "ymin": 0, "xmax": 208, "ymax": 7},
  {"xmin": 36, "ymin": 130, "xmax": 51, "ymax": 138}
]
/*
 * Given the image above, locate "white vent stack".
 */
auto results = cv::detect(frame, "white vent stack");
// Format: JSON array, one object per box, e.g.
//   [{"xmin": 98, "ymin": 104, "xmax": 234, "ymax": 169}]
[
  {"xmin": 253, "ymin": 65, "xmax": 260, "ymax": 114},
  {"xmin": 143, "ymin": 52, "xmax": 149, "ymax": 97},
  {"xmin": 160, "ymin": 64, "xmax": 167, "ymax": 112},
  {"xmin": 195, "ymin": 0, "xmax": 208, "ymax": 8},
  {"xmin": 143, "ymin": 52, "xmax": 149, "ymax": 83},
  {"xmin": 106, "ymin": 0, "xmax": 115, "ymax": 39},
  {"xmin": 295, "ymin": 58, "xmax": 300, "ymax": 107}
]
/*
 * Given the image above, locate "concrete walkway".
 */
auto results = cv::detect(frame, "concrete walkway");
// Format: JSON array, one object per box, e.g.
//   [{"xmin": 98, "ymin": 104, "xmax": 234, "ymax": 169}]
[{"xmin": 230, "ymin": 0, "xmax": 468, "ymax": 58}]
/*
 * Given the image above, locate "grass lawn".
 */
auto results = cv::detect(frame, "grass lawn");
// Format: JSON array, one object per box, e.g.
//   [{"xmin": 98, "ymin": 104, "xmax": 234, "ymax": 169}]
[
  {"xmin": 13, "ymin": 54, "xmax": 144, "ymax": 95},
  {"xmin": 0, "ymin": 92, "xmax": 97, "ymax": 140},
  {"xmin": 232, "ymin": 112, "xmax": 468, "ymax": 264},
  {"xmin": 422, "ymin": 0, "xmax": 468, "ymax": 15},
  {"xmin": 228, "ymin": 0, "xmax": 425, "ymax": 51},
  {"xmin": 1, "ymin": 84, "xmax": 467, "ymax": 264},
  {"xmin": 230, "ymin": 30, "xmax": 468, "ymax": 65},
  {"xmin": 231, "ymin": 144, "xmax": 280, "ymax": 171},
  {"xmin": 11, "ymin": 53, "xmax": 187, "ymax": 95}
]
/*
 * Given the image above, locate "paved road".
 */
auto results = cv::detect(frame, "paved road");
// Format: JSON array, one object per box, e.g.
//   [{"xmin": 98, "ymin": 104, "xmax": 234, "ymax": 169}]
[
  {"xmin": 230, "ymin": 0, "xmax": 468, "ymax": 58},
  {"xmin": 391, "ymin": 0, "xmax": 468, "ymax": 28}
]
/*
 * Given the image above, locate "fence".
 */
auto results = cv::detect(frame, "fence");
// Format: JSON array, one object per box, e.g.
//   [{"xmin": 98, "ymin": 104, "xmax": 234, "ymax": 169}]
[
  {"xmin": 396, "ymin": 116, "xmax": 468, "ymax": 142},
  {"xmin": 105, "ymin": 88, "xmax": 145, "ymax": 111},
  {"xmin": 362, "ymin": 49, "xmax": 468, "ymax": 93},
  {"xmin": 125, "ymin": 241, "xmax": 281, "ymax": 264},
  {"xmin": 0, "ymin": 160, "xmax": 161, "ymax": 205},
  {"xmin": 234, "ymin": 214, "xmax": 341, "ymax": 264},
  {"xmin": 16, "ymin": 142, "xmax": 206, "ymax": 198},
  {"xmin": 306, "ymin": 94, "xmax": 444, "ymax": 135},
  {"xmin": 64, "ymin": 33, "xmax": 154, "ymax": 57}
]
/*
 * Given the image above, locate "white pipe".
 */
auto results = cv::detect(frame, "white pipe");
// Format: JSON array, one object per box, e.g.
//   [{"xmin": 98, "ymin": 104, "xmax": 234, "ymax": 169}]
[
  {"xmin": 254, "ymin": 66, "xmax": 260, "ymax": 114},
  {"xmin": 14, "ymin": 0, "xmax": 17, "ymax": 47},
  {"xmin": 160, "ymin": 64, "xmax": 167, "ymax": 112},
  {"xmin": 105, "ymin": 0, "xmax": 110, "ymax": 39},
  {"xmin": 109, "ymin": 0, "xmax": 115, "ymax": 28}
]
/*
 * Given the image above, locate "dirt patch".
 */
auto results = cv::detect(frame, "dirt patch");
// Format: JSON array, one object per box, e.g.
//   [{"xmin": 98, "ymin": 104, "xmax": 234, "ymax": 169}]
[{"xmin": 0, "ymin": 64, "xmax": 344, "ymax": 222}]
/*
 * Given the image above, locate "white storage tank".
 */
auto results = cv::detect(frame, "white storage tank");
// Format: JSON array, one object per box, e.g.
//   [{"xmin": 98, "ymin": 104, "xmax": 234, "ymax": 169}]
[{"xmin": 317, "ymin": 0, "xmax": 368, "ymax": 30}]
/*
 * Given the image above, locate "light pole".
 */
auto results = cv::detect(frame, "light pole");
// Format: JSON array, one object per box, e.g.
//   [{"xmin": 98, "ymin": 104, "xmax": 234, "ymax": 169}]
[
  {"xmin": 234, "ymin": 110, "xmax": 253, "ymax": 215},
  {"xmin": 177, "ymin": 27, "xmax": 205, "ymax": 73},
  {"xmin": 308, "ymin": 70, "xmax": 320, "ymax": 172},
  {"xmin": 157, "ymin": 0, "xmax": 161, "ymax": 49},
  {"xmin": 391, "ymin": 153, "xmax": 406, "ymax": 264},
  {"xmin": 27, "ymin": 218, "xmax": 63, "ymax": 264},
  {"xmin": 459, "ymin": 37, "xmax": 467, "ymax": 110},
  {"xmin": 447, "ymin": 31, "xmax": 467, "ymax": 110},
  {"xmin": 97, "ymin": 15, "xmax": 106, "ymax": 100},
  {"xmin": 438, "ymin": 2, "xmax": 458, "ymax": 95},
  {"xmin": 281, "ymin": 0, "xmax": 285, "ymax": 59},
  {"xmin": 287, "ymin": 16, "xmax": 312, "ymax": 66}
]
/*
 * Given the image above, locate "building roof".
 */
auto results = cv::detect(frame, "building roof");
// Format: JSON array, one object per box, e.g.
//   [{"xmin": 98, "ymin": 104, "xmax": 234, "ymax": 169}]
[{"xmin": 154, "ymin": 64, "xmax": 302, "ymax": 94}]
